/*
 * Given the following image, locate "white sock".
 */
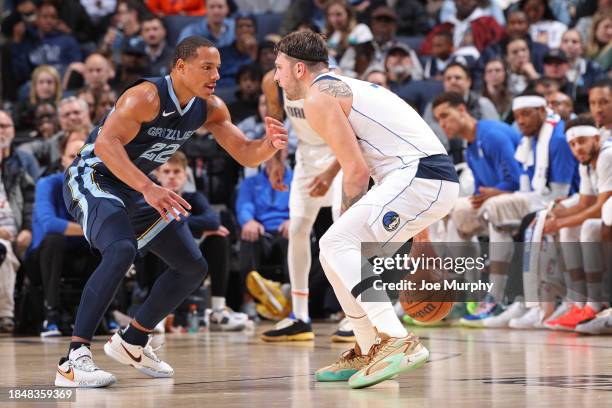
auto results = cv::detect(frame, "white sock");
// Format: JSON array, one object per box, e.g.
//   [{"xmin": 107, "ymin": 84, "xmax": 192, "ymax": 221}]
[
  {"xmin": 368, "ymin": 302, "xmax": 408, "ymax": 339},
  {"xmin": 291, "ymin": 289, "xmax": 309, "ymax": 322},
  {"xmin": 348, "ymin": 315, "xmax": 377, "ymax": 353},
  {"xmin": 569, "ymin": 280, "xmax": 587, "ymax": 306},
  {"xmin": 490, "ymin": 274, "xmax": 508, "ymax": 303},
  {"xmin": 586, "ymin": 281, "xmax": 602, "ymax": 311},
  {"xmin": 211, "ymin": 296, "xmax": 225, "ymax": 313},
  {"xmin": 287, "ymin": 216, "xmax": 315, "ymax": 322}
]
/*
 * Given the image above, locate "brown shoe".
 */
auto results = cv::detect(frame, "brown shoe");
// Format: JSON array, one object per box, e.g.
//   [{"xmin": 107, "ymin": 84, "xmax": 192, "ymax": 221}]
[
  {"xmin": 348, "ymin": 332, "xmax": 429, "ymax": 389},
  {"xmin": 315, "ymin": 343, "xmax": 370, "ymax": 382}
]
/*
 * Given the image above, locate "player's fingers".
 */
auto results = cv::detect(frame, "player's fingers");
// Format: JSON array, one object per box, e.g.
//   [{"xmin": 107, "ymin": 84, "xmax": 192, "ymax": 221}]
[
  {"xmin": 170, "ymin": 191, "xmax": 192, "ymax": 211},
  {"xmin": 265, "ymin": 116, "xmax": 284, "ymax": 127}
]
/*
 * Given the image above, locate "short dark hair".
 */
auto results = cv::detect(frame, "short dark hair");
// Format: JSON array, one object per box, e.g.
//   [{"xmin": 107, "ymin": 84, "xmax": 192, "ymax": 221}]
[
  {"xmin": 443, "ymin": 62, "xmax": 471, "ymax": 79},
  {"xmin": 275, "ymin": 31, "xmax": 329, "ymax": 67},
  {"xmin": 141, "ymin": 13, "xmax": 165, "ymax": 27},
  {"xmin": 432, "ymin": 92, "xmax": 467, "ymax": 110},
  {"xmin": 518, "ymin": 88, "xmax": 545, "ymax": 98},
  {"xmin": 591, "ymin": 78, "xmax": 612, "ymax": 91},
  {"xmin": 172, "ymin": 36, "xmax": 215, "ymax": 67},
  {"xmin": 566, "ymin": 115, "xmax": 596, "ymax": 131},
  {"xmin": 504, "ymin": 34, "xmax": 529, "ymax": 56}
]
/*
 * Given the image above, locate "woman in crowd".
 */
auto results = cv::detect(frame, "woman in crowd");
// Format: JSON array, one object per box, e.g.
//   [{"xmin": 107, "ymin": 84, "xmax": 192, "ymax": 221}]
[
  {"xmin": 505, "ymin": 36, "xmax": 540, "ymax": 96},
  {"xmin": 586, "ymin": 10, "xmax": 612, "ymax": 71},
  {"xmin": 14, "ymin": 65, "xmax": 62, "ymax": 132},
  {"xmin": 324, "ymin": 0, "xmax": 373, "ymax": 61},
  {"xmin": 481, "ymin": 58, "xmax": 513, "ymax": 122}
]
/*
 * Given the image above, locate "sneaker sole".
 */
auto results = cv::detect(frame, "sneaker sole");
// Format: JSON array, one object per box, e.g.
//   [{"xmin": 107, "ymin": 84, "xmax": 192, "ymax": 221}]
[
  {"xmin": 54, "ymin": 373, "xmax": 116, "ymax": 388},
  {"xmin": 331, "ymin": 334, "xmax": 356, "ymax": 343},
  {"xmin": 247, "ymin": 272, "xmax": 285, "ymax": 313},
  {"xmin": 260, "ymin": 332, "xmax": 315, "ymax": 342},
  {"xmin": 103, "ymin": 341, "xmax": 174, "ymax": 378},
  {"xmin": 348, "ymin": 346, "xmax": 430, "ymax": 389},
  {"xmin": 315, "ymin": 369, "xmax": 359, "ymax": 382}
]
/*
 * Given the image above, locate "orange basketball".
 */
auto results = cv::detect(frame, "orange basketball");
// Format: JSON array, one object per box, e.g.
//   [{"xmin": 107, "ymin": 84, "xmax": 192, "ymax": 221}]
[
  {"xmin": 401, "ymin": 297, "xmax": 454, "ymax": 323},
  {"xmin": 398, "ymin": 229, "xmax": 454, "ymax": 323}
]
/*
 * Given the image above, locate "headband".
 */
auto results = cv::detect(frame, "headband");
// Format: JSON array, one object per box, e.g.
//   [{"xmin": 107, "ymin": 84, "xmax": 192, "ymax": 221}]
[
  {"xmin": 512, "ymin": 95, "xmax": 547, "ymax": 111},
  {"xmin": 566, "ymin": 126, "xmax": 599, "ymax": 142}
]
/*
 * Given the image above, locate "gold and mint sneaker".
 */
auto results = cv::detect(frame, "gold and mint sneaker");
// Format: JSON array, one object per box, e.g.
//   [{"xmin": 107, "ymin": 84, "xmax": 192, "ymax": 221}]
[
  {"xmin": 348, "ymin": 332, "xmax": 429, "ymax": 389},
  {"xmin": 315, "ymin": 344, "xmax": 369, "ymax": 382}
]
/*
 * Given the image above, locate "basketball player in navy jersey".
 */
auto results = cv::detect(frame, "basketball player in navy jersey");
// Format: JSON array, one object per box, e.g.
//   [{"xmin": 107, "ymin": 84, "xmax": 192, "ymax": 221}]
[{"xmin": 55, "ymin": 36, "xmax": 287, "ymax": 388}]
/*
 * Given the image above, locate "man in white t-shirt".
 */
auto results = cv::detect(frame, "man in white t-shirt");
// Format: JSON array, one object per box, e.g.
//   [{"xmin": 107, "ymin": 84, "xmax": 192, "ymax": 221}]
[{"xmin": 542, "ymin": 117, "xmax": 612, "ymax": 333}]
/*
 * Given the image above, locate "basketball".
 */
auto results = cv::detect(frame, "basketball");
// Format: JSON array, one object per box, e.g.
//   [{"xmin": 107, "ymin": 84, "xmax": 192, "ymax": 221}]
[
  {"xmin": 399, "ymin": 229, "xmax": 454, "ymax": 323},
  {"xmin": 400, "ymin": 296, "xmax": 455, "ymax": 323}
]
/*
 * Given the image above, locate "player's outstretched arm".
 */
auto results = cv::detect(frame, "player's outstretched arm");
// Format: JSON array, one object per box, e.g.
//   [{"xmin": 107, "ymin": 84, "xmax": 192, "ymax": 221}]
[
  {"xmin": 262, "ymin": 70, "xmax": 289, "ymax": 191},
  {"xmin": 203, "ymin": 95, "xmax": 288, "ymax": 168},
  {"xmin": 93, "ymin": 82, "xmax": 191, "ymax": 220},
  {"xmin": 303, "ymin": 83, "xmax": 369, "ymax": 213}
]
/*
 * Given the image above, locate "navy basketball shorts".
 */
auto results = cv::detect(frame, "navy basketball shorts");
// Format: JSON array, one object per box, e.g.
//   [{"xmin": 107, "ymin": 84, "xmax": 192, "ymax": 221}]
[{"xmin": 63, "ymin": 162, "xmax": 174, "ymax": 253}]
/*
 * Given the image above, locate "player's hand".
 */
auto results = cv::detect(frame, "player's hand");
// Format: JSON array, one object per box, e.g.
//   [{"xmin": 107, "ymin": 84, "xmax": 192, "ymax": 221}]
[
  {"xmin": 264, "ymin": 117, "xmax": 288, "ymax": 150},
  {"xmin": 268, "ymin": 157, "xmax": 288, "ymax": 192},
  {"xmin": 142, "ymin": 183, "xmax": 191, "ymax": 222},
  {"xmin": 307, "ymin": 169, "xmax": 335, "ymax": 197},
  {"xmin": 278, "ymin": 220, "xmax": 290, "ymax": 239},
  {"xmin": 0, "ymin": 227, "xmax": 13, "ymax": 241},
  {"xmin": 202, "ymin": 225, "xmax": 230, "ymax": 238},
  {"xmin": 241, "ymin": 220, "xmax": 264, "ymax": 242},
  {"xmin": 542, "ymin": 218, "xmax": 560, "ymax": 235}
]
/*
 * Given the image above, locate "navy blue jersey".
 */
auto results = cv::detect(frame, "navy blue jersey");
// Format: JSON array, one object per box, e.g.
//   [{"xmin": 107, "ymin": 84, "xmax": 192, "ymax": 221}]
[{"xmin": 79, "ymin": 75, "xmax": 207, "ymax": 182}]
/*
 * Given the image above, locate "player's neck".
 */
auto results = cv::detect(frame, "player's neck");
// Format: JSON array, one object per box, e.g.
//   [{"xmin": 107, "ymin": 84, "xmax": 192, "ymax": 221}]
[
  {"xmin": 463, "ymin": 116, "xmax": 477, "ymax": 143},
  {"xmin": 169, "ymin": 72, "xmax": 194, "ymax": 107}
]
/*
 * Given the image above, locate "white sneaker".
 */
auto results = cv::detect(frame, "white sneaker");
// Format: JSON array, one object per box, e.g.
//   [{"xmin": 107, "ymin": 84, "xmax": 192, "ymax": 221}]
[
  {"xmin": 103, "ymin": 332, "xmax": 174, "ymax": 378},
  {"xmin": 482, "ymin": 301, "xmax": 527, "ymax": 328},
  {"xmin": 55, "ymin": 346, "xmax": 116, "ymax": 388},
  {"xmin": 206, "ymin": 309, "xmax": 247, "ymax": 332},
  {"xmin": 543, "ymin": 303, "xmax": 569, "ymax": 329},
  {"xmin": 575, "ymin": 307, "xmax": 612, "ymax": 335},
  {"xmin": 509, "ymin": 306, "xmax": 545, "ymax": 329}
]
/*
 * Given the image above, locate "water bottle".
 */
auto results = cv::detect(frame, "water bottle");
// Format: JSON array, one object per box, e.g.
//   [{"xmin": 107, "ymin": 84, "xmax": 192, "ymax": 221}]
[{"xmin": 188, "ymin": 304, "xmax": 199, "ymax": 333}]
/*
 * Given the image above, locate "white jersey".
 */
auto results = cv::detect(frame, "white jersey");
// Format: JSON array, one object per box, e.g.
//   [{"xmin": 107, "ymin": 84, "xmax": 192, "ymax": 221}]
[
  {"xmin": 283, "ymin": 93, "xmax": 325, "ymax": 146},
  {"xmin": 312, "ymin": 72, "xmax": 447, "ymax": 183},
  {"xmin": 578, "ymin": 139, "xmax": 612, "ymax": 196}
]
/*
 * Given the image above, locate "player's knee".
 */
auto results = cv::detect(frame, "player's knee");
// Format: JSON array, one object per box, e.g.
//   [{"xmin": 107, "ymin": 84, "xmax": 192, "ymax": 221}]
[
  {"xmin": 103, "ymin": 238, "xmax": 138, "ymax": 267},
  {"xmin": 580, "ymin": 219, "xmax": 602, "ymax": 242},
  {"xmin": 183, "ymin": 256, "xmax": 209, "ymax": 284},
  {"xmin": 603, "ymin": 197, "xmax": 612, "ymax": 227},
  {"xmin": 289, "ymin": 217, "xmax": 311, "ymax": 239}
]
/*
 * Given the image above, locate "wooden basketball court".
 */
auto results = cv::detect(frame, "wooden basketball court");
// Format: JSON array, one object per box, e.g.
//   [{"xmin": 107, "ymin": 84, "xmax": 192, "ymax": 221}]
[{"xmin": 1, "ymin": 323, "xmax": 611, "ymax": 407}]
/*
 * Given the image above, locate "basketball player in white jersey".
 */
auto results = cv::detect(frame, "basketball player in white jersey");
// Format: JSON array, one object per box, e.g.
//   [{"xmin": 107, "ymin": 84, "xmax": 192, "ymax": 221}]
[
  {"xmin": 255, "ymin": 64, "xmax": 355, "ymax": 342},
  {"xmin": 273, "ymin": 31, "xmax": 460, "ymax": 388}
]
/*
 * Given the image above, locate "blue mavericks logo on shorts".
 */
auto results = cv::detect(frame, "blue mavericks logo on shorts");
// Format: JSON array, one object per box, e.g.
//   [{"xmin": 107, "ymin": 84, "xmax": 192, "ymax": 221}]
[{"xmin": 382, "ymin": 211, "xmax": 400, "ymax": 232}]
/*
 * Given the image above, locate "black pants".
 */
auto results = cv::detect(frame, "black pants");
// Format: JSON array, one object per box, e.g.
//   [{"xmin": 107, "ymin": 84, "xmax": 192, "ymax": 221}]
[
  {"xmin": 239, "ymin": 232, "xmax": 289, "ymax": 287},
  {"xmin": 26, "ymin": 234, "xmax": 99, "ymax": 311},
  {"xmin": 137, "ymin": 234, "xmax": 231, "ymax": 298}
]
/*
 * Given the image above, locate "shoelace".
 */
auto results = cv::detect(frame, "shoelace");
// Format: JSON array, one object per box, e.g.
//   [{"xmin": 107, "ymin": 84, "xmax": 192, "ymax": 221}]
[
  {"xmin": 143, "ymin": 345, "xmax": 162, "ymax": 363},
  {"xmin": 74, "ymin": 356, "xmax": 98, "ymax": 372}
]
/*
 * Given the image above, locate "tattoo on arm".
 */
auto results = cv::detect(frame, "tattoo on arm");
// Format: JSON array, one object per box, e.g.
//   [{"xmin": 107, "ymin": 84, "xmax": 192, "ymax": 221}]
[
  {"xmin": 316, "ymin": 79, "xmax": 353, "ymax": 98},
  {"xmin": 341, "ymin": 184, "xmax": 368, "ymax": 214}
]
